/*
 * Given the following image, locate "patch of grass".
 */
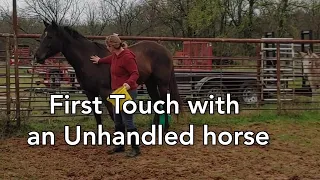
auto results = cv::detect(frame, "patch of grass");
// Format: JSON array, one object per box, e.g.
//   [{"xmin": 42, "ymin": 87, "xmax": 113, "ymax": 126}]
[
  {"xmin": 187, "ymin": 109, "xmax": 320, "ymax": 127},
  {"xmin": 1, "ymin": 65, "xmax": 320, "ymax": 140},
  {"xmin": 2, "ymin": 113, "xmax": 156, "ymax": 138},
  {"xmin": 2, "ymin": 107, "xmax": 319, "ymax": 139},
  {"xmin": 0, "ymin": 118, "xmax": 6, "ymax": 139},
  {"xmin": 14, "ymin": 116, "xmax": 100, "ymax": 136},
  {"xmin": 0, "ymin": 111, "xmax": 12, "ymax": 139}
]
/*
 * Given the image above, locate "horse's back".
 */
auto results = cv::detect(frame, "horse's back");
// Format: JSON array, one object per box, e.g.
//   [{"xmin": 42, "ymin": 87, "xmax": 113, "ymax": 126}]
[
  {"xmin": 128, "ymin": 40, "xmax": 174, "ymax": 83},
  {"xmin": 129, "ymin": 40, "xmax": 173, "ymax": 66}
]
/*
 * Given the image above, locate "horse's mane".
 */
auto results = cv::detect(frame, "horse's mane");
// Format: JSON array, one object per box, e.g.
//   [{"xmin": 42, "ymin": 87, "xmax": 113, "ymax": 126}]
[
  {"xmin": 59, "ymin": 25, "xmax": 107, "ymax": 50},
  {"xmin": 61, "ymin": 26, "xmax": 86, "ymax": 39},
  {"xmin": 93, "ymin": 41, "xmax": 108, "ymax": 50}
]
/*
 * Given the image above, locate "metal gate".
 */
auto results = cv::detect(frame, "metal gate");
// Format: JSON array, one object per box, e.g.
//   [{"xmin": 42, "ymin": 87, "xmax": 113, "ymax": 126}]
[{"xmin": 260, "ymin": 38, "xmax": 296, "ymax": 103}]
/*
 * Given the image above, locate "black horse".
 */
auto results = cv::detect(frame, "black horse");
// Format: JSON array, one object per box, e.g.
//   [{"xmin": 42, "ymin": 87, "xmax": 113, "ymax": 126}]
[{"xmin": 34, "ymin": 20, "xmax": 183, "ymax": 133}]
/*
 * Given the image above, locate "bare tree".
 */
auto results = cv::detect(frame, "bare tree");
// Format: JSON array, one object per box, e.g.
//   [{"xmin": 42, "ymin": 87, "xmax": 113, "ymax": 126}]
[
  {"xmin": 83, "ymin": 1, "xmax": 113, "ymax": 35},
  {"xmin": 103, "ymin": 0, "xmax": 133, "ymax": 34},
  {"xmin": 102, "ymin": 0, "xmax": 158, "ymax": 35},
  {"xmin": 0, "ymin": 2, "xmax": 32, "ymax": 34},
  {"xmin": 143, "ymin": 0, "xmax": 196, "ymax": 37},
  {"xmin": 23, "ymin": 0, "xmax": 85, "ymax": 26}
]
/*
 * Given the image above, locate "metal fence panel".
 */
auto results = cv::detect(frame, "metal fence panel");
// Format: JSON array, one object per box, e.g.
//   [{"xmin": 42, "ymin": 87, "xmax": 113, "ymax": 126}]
[{"xmin": 1, "ymin": 34, "xmax": 320, "ymax": 126}]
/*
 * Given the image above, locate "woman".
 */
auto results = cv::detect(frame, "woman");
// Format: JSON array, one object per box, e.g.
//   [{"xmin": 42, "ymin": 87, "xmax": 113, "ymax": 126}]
[{"xmin": 90, "ymin": 34, "xmax": 140, "ymax": 157}]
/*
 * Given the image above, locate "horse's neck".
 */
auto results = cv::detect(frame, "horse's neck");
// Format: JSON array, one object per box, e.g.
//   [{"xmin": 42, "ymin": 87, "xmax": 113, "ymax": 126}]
[
  {"xmin": 61, "ymin": 40, "xmax": 98, "ymax": 71},
  {"xmin": 302, "ymin": 59, "xmax": 312, "ymax": 75}
]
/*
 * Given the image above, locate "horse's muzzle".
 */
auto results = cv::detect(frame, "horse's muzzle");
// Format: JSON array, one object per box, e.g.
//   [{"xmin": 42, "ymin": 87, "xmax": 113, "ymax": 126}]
[{"xmin": 33, "ymin": 54, "xmax": 44, "ymax": 65}]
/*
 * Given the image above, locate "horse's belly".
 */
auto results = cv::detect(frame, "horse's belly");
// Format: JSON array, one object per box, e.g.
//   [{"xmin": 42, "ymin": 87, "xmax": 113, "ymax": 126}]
[
  {"xmin": 137, "ymin": 59, "xmax": 152, "ymax": 84},
  {"xmin": 137, "ymin": 70, "xmax": 150, "ymax": 85},
  {"xmin": 77, "ymin": 76, "xmax": 102, "ymax": 92}
]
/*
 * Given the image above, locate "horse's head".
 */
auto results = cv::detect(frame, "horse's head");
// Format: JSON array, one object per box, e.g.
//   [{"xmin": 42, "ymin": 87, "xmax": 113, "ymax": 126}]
[
  {"xmin": 297, "ymin": 49, "xmax": 319, "ymax": 69},
  {"xmin": 34, "ymin": 20, "xmax": 63, "ymax": 64}
]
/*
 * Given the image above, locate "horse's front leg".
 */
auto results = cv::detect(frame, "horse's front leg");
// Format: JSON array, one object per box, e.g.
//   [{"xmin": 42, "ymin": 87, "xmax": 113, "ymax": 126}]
[
  {"xmin": 84, "ymin": 91, "xmax": 103, "ymax": 141},
  {"xmin": 99, "ymin": 88, "xmax": 115, "ymax": 122}
]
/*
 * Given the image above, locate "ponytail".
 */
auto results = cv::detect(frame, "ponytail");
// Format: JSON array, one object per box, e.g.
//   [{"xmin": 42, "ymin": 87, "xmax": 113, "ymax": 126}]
[{"xmin": 121, "ymin": 41, "xmax": 128, "ymax": 49}]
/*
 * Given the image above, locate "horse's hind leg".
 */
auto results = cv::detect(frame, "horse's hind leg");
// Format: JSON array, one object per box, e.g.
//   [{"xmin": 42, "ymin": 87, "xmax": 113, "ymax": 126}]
[
  {"xmin": 145, "ymin": 80, "xmax": 161, "ymax": 128},
  {"xmin": 158, "ymin": 83, "xmax": 170, "ymax": 133}
]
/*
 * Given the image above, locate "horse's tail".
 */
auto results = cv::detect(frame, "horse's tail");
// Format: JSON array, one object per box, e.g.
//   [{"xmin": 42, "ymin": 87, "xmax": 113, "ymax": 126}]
[{"xmin": 169, "ymin": 66, "xmax": 184, "ymax": 118}]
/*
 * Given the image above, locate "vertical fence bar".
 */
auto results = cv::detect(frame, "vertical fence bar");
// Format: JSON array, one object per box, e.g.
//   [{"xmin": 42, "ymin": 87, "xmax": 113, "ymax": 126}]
[
  {"xmin": 292, "ymin": 42, "xmax": 295, "ymax": 103},
  {"xmin": 12, "ymin": 0, "xmax": 21, "ymax": 127},
  {"xmin": 5, "ymin": 36, "xmax": 11, "ymax": 126},
  {"xmin": 276, "ymin": 43, "xmax": 281, "ymax": 114},
  {"xmin": 256, "ymin": 43, "xmax": 262, "ymax": 109}
]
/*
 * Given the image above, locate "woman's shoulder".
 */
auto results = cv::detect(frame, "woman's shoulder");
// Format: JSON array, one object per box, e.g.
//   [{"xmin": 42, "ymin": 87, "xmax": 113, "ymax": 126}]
[{"xmin": 121, "ymin": 49, "xmax": 136, "ymax": 59}]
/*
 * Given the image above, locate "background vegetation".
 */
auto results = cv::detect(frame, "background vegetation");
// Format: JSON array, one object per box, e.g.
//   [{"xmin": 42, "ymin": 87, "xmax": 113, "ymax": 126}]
[
  {"xmin": 1, "ymin": 0, "xmax": 320, "ymax": 56},
  {"xmin": 1, "ymin": 0, "xmax": 320, "ymax": 137}
]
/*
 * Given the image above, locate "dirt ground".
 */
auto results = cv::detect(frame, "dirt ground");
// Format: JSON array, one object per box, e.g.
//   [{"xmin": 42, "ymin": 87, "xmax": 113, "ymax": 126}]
[{"xmin": 1, "ymin": 123, "xmax": 320, "ymax": 180}]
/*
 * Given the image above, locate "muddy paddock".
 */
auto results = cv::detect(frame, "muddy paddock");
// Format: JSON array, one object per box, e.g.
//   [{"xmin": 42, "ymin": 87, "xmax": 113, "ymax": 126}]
[{"xmin": 1, "ymin": 123, "xmax": 320, "ymax": 180}]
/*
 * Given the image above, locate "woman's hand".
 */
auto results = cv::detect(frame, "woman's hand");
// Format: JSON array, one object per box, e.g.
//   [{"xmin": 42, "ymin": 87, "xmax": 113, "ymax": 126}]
[
  {"xmin": 123, "ymin": 83, "xmax": 130, "ymax": 90},
  {"xmin": 90, "ymin": 55, "xmax": 100, "ymax": 64}
]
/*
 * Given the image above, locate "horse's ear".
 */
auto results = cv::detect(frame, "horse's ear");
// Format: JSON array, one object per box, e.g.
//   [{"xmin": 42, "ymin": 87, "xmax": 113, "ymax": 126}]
[
  {"xmin": 51, "ymin": 20, "xmax": 58, "ymax": 29},
  {"xmin": 307, "ymin": 48, "xmax": 313, "ymax": 55},
  {"xmin": 296, "ymin": 51, "xmax": 307, "ymax": 57},
  {"xmin": 312, "ymin": 52, "xmax": 319, "ymax": 58},
  {"xmin": 43, "ymin": 20, "xmax": 49, "ymax": 27}
]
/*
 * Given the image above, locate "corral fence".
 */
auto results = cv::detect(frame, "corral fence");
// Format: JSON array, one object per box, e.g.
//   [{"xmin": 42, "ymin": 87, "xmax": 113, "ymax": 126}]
[{"xmin": 1, "ymin": 33, "xmax": 320, "ymax": 128}]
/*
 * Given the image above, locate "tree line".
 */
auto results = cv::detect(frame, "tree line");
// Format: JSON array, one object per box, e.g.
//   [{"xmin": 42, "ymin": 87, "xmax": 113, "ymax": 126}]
[{"xmin": 0, "ymin": 0, "xmax": 319, "ymax": 57}]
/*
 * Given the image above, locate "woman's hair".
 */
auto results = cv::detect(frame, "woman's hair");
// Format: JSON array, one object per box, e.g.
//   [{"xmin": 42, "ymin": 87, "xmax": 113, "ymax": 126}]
[
  {"xmin": 105, "ymin": 33, "xmax": 128, "ymax": 49},
  {"xmin": 120, "ymin": 41, "xmax": 128, "ymax": 49}
]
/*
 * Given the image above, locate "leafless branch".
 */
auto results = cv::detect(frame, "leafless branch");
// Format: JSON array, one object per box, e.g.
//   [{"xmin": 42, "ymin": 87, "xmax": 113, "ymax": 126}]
[{"xmin": 23, "ymin": 0, "xmax": 85, "ymax": 26}]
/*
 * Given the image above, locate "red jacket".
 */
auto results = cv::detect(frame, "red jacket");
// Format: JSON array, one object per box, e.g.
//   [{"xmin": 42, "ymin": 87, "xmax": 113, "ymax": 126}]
[{"xmin": 98, "ymin": 49, "xmax": 139, "ymax": 90}]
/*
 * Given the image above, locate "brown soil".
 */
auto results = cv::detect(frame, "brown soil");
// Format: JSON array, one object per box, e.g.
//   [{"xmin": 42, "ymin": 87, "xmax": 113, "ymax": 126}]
[{"xmin": 1, "ymin": 124, "xmax": 320, "ymax": 180}]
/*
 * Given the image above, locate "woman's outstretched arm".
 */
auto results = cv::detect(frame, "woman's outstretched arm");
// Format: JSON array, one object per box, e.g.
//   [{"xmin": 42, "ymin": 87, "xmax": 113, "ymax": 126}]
[
  {"xmin": 98, "ymin": 55, "xmax": 113, "ymax": 64},
  {"xmin": 90, "ymin": 55, "xmax": 113, "ymax": 64}
]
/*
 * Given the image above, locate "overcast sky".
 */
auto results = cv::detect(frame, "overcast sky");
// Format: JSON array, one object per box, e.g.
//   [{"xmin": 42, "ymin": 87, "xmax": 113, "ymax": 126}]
[
  {"xmin": 1, "ymin": 0, "xmax": 27, "ymax": 11},
  {"xmin": 1, "ymin": 0, "xmax": 103, "ymax": 23},
  {"xmin": 1, "ymin": 0, "xmax": 95, "ymax": 10}
]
